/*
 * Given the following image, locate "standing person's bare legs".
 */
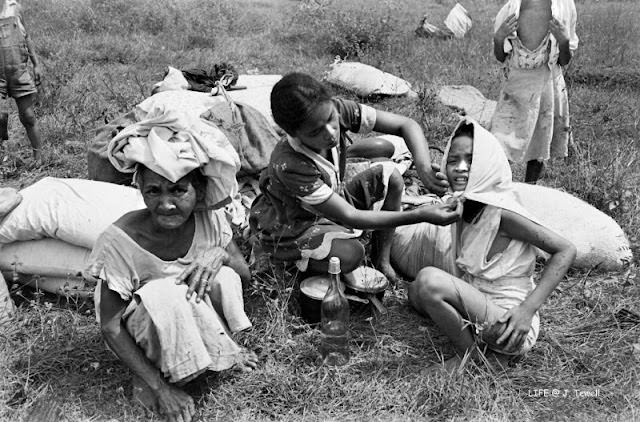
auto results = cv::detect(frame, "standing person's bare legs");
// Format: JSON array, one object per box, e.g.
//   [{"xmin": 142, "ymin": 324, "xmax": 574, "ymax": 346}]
[
  {"xmin": 525, "ymin": 160, "xmax": 544, "ymax": 184},
  {"xmin": 15, "ymin": 93, "xmax": 41, "ymax": 162}
]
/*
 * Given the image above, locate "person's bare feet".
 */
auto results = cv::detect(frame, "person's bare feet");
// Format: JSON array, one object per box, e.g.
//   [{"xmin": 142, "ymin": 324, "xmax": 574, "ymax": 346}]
[
  {"xmin": 233, "ymin": 348, "xmax": 258, "ymax": 372},
  {"xmin": 131, "ymin": 374, "xmax": 157, "ymax": 410},
  {"xmin": 424, "ymin": 355, "xmax": 465, "ymax": 376},
  {"xmin": 376, "ymin": 261, "xmax": 401, "ymax": 287}
]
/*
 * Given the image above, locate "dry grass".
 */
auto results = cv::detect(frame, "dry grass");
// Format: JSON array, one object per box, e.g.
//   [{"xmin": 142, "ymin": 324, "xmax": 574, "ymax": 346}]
[{"xmin": 1, "ymin": 0, "xmax": 639, "ymax": 420}]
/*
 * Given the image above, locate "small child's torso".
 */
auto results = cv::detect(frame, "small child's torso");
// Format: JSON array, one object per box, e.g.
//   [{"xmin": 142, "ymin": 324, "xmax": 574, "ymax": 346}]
[{"xmin": 518, "ymin": 0, "xmax": 552, "ymax": 51}]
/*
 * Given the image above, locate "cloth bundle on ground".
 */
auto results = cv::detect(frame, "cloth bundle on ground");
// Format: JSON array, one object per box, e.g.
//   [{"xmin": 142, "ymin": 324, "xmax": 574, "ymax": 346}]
[
  {"xmin": 88, "ymin": 86, "xmax": 280, "ymax": 185},
  {"xmin": 437, "ymin": 85, "xmax": 497, "ymax": 129},
  {"xmin": 415, "ymin": 3, "xmax": 472, "ymax": 40},
  {"xmin": 181, "ymin": 63, "xmax": 239, "ymax": 92},
  {"xmin": 323, "ymin": 58, "xmax": 418, "ymax": 98}
]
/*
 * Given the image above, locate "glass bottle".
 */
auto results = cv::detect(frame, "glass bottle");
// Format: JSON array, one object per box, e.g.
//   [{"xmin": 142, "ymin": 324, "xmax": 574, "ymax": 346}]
[{"xmin": 320, "ymin": 257, "xmax": 350, "ymax": 366}]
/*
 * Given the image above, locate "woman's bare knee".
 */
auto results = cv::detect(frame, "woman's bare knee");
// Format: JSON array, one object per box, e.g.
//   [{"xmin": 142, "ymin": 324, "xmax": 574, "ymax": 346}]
[{"xmin": 412, "ymin": 267, "xmax": 453, "ymax": 302}]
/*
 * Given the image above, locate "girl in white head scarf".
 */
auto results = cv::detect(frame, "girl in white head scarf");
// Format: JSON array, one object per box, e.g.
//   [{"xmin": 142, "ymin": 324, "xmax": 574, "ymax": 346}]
[{"xmin": 409, "ymin": 118, "xmax": 576, "ymax": 370}]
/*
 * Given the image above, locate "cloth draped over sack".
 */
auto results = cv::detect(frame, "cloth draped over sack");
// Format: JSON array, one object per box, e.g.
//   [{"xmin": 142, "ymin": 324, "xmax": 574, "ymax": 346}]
[
  {"xmin": 88, "ymin": 90, "xmax": 279, "ymax": 186},
  {"xmin": 107, "ymin": 106, "xmax": 240, "ymax": 210}
]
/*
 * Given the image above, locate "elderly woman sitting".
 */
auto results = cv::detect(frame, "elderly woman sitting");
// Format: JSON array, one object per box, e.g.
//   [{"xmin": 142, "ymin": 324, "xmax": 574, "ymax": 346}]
[{"xmin": 85, "ymin": 108, "xmax": 257, "ymax": 422}]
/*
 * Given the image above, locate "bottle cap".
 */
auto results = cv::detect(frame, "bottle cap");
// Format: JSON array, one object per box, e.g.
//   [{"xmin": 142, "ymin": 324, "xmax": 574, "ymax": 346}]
[{"xmin": 328, "ymin": 257, "xmax": 341, "ymax": 274}]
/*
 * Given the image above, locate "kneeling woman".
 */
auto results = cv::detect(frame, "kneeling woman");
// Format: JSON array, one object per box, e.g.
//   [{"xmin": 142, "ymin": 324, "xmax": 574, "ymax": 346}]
[
  {"xmin": 85, "ymin": 166, "xmax": 257, "ymax": 421},
  {"xmin": 250, "ymin": 72, "xmax": 459, "ymax": 282},
  {"xmin": 409, "ymin": 119, "xmax": 576, "ymax": 368}
]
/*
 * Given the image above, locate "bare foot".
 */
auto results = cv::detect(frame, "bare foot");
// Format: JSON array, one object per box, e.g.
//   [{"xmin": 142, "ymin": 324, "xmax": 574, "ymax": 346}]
[
  {"xmin": 131, "ymin": 375, "xmax": 157, "ymax": 410},
  {"xmin": 482, "ymin": 350, "xmax": 512, "ymax": 370},
  {"xmin": 233, "ymin": 348, "xmax": 258, "ymax": 372},
  {"xmin": 32, "ymin": 149, "xmax": 42, "ymax": 164},
  {"xmin": 376, "ymin": 262, "xmax": 401, "ymax": 287},
  {"xmin": 424, "ymin": 355, "xmax": 465, "ymax": 376}
]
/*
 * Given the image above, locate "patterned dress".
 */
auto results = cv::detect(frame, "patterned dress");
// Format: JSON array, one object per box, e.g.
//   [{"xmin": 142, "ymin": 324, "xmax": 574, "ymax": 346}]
[{"xmin": 249, "ymin": 97, "xmax": 393, "ymax": 270}]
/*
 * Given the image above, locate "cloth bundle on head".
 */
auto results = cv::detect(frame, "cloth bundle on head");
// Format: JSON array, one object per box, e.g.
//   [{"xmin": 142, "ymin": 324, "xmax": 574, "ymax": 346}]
[
  {"xmin": 107, "ymin": 107, "xmax": 241, "ymax": 209},
  {"xmin": 442, "ymin": 117, "xmax": 540, "ymax": 224}
]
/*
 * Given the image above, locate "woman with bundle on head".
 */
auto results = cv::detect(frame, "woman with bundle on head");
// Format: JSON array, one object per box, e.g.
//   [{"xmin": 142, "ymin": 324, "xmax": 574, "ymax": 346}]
[
  {"xmin": 250, "ymin": 72, "xmax": 459, "ymax": 284},
  {"xmin": 85, "ymin": 108, "xmax": 257, "ymax": 422},
  {"xmin": 409, "ymin": 118, "xmax": 576, "ymax": 371}
]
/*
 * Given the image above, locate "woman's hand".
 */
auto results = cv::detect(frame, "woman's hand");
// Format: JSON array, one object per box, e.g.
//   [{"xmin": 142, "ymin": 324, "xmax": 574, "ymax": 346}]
[
  {"xmin": 154, "ymin": 383, "xmax": 196, "ymax": 422},
  {"xmin": 549, "ymin": 18, "xmax": 569, "ymax": 45},
  {"xmin": 415, "ymin": 200, "xmax": 461, "ymax": 226},
  {"xmin": 176, "ymin": 247, "xmax": 229, "ymax": 302},
  {"xmin": 495, "ymin": 14, "xmax": 518, "ymax": 42},
  {"xmin": 417, "ymin": 163, "xmax": 449, "ymax": 197},
  {"xmin": 489, "ymin": 304, "xmax": 536, "ymax": 353}
]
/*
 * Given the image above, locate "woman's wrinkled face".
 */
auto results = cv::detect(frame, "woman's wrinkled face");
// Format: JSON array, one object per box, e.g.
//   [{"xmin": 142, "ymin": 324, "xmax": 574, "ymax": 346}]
[
  {"xmin": 446, "ymin": 135, "xmax": 473, "ymax": 192},
  {"xmin": 139, "ymin": 169, "xmax": 198, "ymax": 230},
  {"xmin": 293, "ymin": 100, "xmax": 340, "ymax": 153}
]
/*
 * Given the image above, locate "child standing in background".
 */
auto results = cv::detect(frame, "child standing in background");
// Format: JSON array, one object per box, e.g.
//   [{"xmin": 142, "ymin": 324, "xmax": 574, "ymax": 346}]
[
  {"xmin": 0, "ymin": 0, "xmax": 42, "ymax": 162},
  {"xmin": 490, "ymin": 0, "xmax": 578, "ymax": 183}
]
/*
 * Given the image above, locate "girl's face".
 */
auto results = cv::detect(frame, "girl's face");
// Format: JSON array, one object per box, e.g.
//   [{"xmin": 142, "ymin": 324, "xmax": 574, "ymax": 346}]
[
  {"xmin": 293, "ymin": 100, "xmax": 340, "ymax": 153},
  {"xmin": 446, "ymin": 135, "xmax": 473, "ymax": 192},
  {"xmin": 139, "ymin": 169, "xmax": 199, "ymax": 230}
]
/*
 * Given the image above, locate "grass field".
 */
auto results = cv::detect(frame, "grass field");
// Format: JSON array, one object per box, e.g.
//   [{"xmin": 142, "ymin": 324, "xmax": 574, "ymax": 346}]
[{"xmin": 1, "ymin": 0, "xmax": 639, "ymax": 420}]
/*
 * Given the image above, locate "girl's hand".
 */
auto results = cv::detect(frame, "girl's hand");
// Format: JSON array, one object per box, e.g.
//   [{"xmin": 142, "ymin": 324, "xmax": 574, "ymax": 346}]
[
  {"xmin": 176, "ymin": 247, "xmax": 229, "ymax": 303},
  {"xmin": 418, "ymin": 163, "xmax": 449, "ymax": 197},
  {"xmin": 492, "ymin": 304, "xmax": 536, "ymax": 353},
  {"xmin": 495, "ymin": 14, "xmax": 518, "ymax": 41},
  {"xmin": 549, "ymin": 18, "xmax": 569, "ymax": 44},
  {"xmin": 416, "ymin": 201, "xmax": 461, "ymax": 226}
]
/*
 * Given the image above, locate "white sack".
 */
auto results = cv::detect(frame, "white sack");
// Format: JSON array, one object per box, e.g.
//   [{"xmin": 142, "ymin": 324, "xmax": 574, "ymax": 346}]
[
  {"xmin": 514, "ymin": 183, "xmax": 633, "ymax": 271},
  {"xmin": 226, "ymin": 74, "xmax": 282, "ymax": 127},
  {"xmin": 324, "ymin": 60, "xmax": 418, "ymax": 98},
  {"xmin": 0, "ymin": 238, "xmax": 91, "ymax": 277},
  {"xmin": 438, "ymin": 85, "xmax": 497, "ymax": 128},
  {"xmin": 0, "ymin": 178, "xmax": 145, "ymax": 249},
  {"xmin": 391, "ymin": 220, "xmax": 456, "ymax": 280},
  {"xmin": 1, "ymin": 272, "xmax": 93, "ymax": 299},
  {"xmin": 152, "ymin": 66, "xmax": 190, "ymax": 93},
  {"xmin": 0, "ymin": 272, "xmax": 15, "ymax": 325},
  {"xmin": 444, "ymin": 3, "xmax": 472, "ymax": 39},
  {"xmin": 392, "ymin": 184, "xmax": 633, "ymax": 278},
  {"xmin": 138, "ymin": 90, "xmax": 227, "ymax": 119}
]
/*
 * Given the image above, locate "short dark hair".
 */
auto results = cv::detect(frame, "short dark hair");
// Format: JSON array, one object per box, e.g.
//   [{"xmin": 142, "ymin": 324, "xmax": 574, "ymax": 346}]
[{"xmin": 270, "ymin": 72, "xmax": 333, "ymax": 135}]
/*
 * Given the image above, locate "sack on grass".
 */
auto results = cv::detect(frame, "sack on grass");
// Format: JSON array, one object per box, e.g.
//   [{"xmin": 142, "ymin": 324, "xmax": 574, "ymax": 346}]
[
  {"xmin": 391, "ymin": 220, "xmax": 456, "ymax": 280},
  {"xmin": 513, "ymin": 183, "xmax": 633, "ymax": 271},
  {"xmin": 323, "ymin": 59, "xmax": 418, "ymax": 98},
  {"xmin": 0, "ymin": 178, "xmax": 145, "ymax": 249},
  {"xmin": 0, "ymin": 238, "xmax": 91, "ymax": 278},
  {"xmin": 438, "ymin": 85, "xmax": 496, "ymax": 129},
  {"xmin": 0, "ymin": 239, "xmax": 93, "ymax": 298},
  {"xmin": 0, "ymin": 272, "xmax": 15, "ymax": 326},
  {"xmin": 443, "ymin": 3, "xmax": 472, "ymax": 39}
]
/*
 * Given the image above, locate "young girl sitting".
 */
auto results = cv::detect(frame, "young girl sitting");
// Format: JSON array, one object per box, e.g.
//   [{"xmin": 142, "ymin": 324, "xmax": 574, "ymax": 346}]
[
  {"xmin": 409, "ymin": 118, "xmax": 576, "ymax": 369},
  {"xmin": 249, "ymin": 72, "xmax": 459, "ymax": 283},
  {"xmin": 85, "ymin": 166, "xmax": 257, "ymax": 422}
]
